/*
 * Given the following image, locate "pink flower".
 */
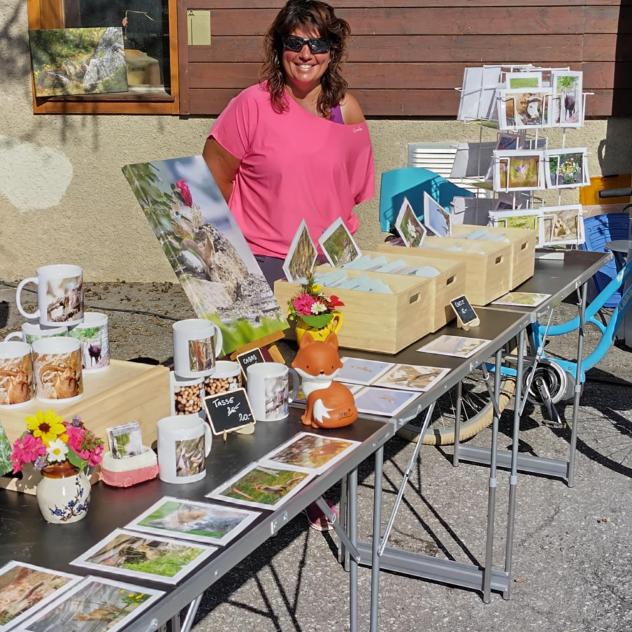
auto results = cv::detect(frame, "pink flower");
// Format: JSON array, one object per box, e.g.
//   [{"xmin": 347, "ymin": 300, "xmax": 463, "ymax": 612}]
[
  {"xmin": 66, "ymin": 425, "xmax": 85, "ymax": 453},
  {"xmin": 87, "ymin": 444, "xmax": 104, "ymax": 467},
  {"xmin": 175, "ymin": 179, "xmax": 193, "ymax": 207},
  {"xmin": 11, "ymin": 433, "xmax": 46, "ymax": 474},
  {"xmin": 292, "ymin": 293, "xmax": 316, "ymax": 316}
]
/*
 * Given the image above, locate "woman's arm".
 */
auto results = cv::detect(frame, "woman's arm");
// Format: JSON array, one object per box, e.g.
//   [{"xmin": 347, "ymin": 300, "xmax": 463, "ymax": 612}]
[
  {"xmin": 202, "ymin": 137, "xmax": 241, "ymax": 204},
  {"xmin": 340, "ymin": 92, "xmax": 366, "ymax": 124}
]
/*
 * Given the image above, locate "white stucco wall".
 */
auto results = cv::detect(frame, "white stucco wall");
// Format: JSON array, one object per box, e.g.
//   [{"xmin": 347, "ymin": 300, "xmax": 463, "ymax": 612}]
[{"xmin": 2, "ymin": 1, "xmax": 631, "ymax": 282}]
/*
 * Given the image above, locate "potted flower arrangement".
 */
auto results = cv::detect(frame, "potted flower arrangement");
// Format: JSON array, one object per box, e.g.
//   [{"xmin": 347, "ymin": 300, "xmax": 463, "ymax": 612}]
[
  {"xmin": 287, "ymin": 274, "xmax": 345, "ymax": 343},
  {"xmin": 11, "ymin": 410, "xmax": 104, "ymax": 524}
]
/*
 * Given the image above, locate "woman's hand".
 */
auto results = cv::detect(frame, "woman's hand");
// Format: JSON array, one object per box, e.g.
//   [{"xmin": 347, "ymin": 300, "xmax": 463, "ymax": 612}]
[{"xmin": 203, "ymin": 138, "xmax": 241, "ymax": 204}]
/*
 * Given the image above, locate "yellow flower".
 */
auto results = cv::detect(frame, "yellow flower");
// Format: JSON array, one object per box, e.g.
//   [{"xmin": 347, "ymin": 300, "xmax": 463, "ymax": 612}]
[
  {"xmin": 312, "ymin": 284, "xmax": 322, "ymax": 293},
  {"xmin": 25, "ymin": 410, "xmax": 66, "ymax": 447}
]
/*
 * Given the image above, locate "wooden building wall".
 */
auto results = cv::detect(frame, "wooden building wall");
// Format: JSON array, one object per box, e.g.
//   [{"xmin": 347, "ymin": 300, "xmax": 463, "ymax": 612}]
[{"xmin": 178, "ymin": 1, "xmax": 632, "ymax": 117}]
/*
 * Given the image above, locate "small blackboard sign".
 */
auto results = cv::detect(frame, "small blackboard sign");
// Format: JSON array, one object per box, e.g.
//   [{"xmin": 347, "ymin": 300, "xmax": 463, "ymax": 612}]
[
  {"xmin": 202, "ymin": 388, "xmax": 256, "ymax": 435},
  {"xmin": 450, "ymin": 295, "xmax": 480, "ymax": 328},
  {"xmin": 236, "ymin": 347, "xmax": 266, "ymax": 378}
]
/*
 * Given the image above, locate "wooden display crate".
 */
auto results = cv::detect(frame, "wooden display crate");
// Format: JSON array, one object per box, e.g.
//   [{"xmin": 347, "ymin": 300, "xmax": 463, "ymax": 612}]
[
  {"xmin": 275, "ymin": 270, "xmax": 433, "ymax": 354},
  {"xmin": 0, "ymin": 360, "xmax": 170, "ymax": 494},
  {"xmin": 450, "ymin": 225, "xmax": 536, "ymax": 289},
  {"xmin": 378, "ymin": 236, "xmax": 512, "ymax": 305},
  {"xmin": 328, "ymin": 249, "xmax": 465, "ymax": 332}
]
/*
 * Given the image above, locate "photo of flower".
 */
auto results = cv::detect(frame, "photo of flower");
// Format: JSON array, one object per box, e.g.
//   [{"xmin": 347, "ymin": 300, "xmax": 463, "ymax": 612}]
[
  {"xmin": 494, "ymin": 150, "xmax": 543, "ymax": 191},
  {"xmin": 545, "ymin": 149, "xmax": 589, "ymax": 188},
  {"xmin": 395, "ymin": 198, "xmax": 426, "ymax": 247},
  {"xmin": 0, "ymin": 354, "xmax": 33, "ymax": 406}
]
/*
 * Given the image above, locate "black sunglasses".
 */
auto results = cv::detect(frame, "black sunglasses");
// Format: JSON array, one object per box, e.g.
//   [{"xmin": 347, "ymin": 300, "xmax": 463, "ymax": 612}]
[{"xmin": 282, "ymin": 35, "xmax": 331, "ymax": 54}]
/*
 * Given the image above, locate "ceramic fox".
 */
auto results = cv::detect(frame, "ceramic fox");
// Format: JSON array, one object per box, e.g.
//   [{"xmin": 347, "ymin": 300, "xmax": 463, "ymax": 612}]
[{"xmin": 291, "ymin": 332, "xmax": 358, "ymax": 429}]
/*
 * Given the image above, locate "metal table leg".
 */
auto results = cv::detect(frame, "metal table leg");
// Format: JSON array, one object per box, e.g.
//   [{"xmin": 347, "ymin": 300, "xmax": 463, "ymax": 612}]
[
  {"xmin": 349, "ymin": 469, "xmax": 359, "ymax": 632},
  {"xmin": 369, "ymin": 446, "xmax": 384, "ymax": 632},
  {"xmin": 452, "ymin": 380, "xmax": 464, "ymax": 467},
  {"xmin": 339, "ymin": 475, "xmax": 350, "ymax": 569}
]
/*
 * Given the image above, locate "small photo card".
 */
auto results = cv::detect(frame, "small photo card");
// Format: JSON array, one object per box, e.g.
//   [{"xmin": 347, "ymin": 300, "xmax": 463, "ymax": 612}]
[
  {"xmin": 373, "ymin": 364, "xmax": 450, "ymax": 392},
  {"xmin": 544, "ymin": 148, "xmax": 589, "ymax": 189},
  {"xmin": 106, "ymin": 421, "xmax": 144, "ymax": 459},
  {"xmin": 283, "ymin": 220, "xmax": 318, "ymax": 282},
  {"xmin": 260, "ymin": 432, "xmax": 360, "ymax": 474},
  {"xmin": 540, "ymin": 205, "xmax": 584, "ymax": 246},
  {"xmin": 20, "ymin": 576, "xmax": 163, "ymax": 632},
  {"xmin": 353, "ymin": 386, "xmax": 420, "ymax": 417},
  {"xmin": 498, "ymin": 88, "xmax": 552, "ymax": 130},
  {"xmin": 492, "ymin": 291, "xmax": 551, "ymax": 308},
  {"xmin": 337, "ymin": 357, "xmax": 393, "ymax": 385},
  {"xmin": 552, "ymin": 70, "xmax": 583, "ymax": 127},
  {"xmin": 493, "ymin": 150, "xmax": 544, "ymax": 192},
  {"xmin": 71, "ymin": 529, "xmax": 215, "ymax": 585},
  {"xmin": 423, "ymin": 192, "xmax": 451, "ymax": 238},
  {"xmin": 417, "ymin": 334, "xmax": 491, "ymax": 359},
  {"xmin": 319, "ymin": 218, "xmax": 361, "ymax": 267},
  {"xmin": 206, "ymin": 462, "xmax": 315, "ymax": 511},
  {"xmin": 236, "ymin": 347, "xmax": 266, "ymax": 379},
  {"xmin": 395, "ymin": 197, "xmax": 426, "ymax": 247},
  {"xmin": 126, "ymin": 496, "xmax": 259, "ymax": 546},
  {"xmin": 0, "ymin": 561, "xmax": 82, "ymax": 632},
  {"xmin": 203, "ymin": 388, "xmax": 256, "ymax": 436}
]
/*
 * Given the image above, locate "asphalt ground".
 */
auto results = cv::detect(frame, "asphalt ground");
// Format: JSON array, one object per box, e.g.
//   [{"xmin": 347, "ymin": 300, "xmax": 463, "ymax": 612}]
[{"xmin": 1, "ymin": 281, "xmax": 631, "ymax": 632}]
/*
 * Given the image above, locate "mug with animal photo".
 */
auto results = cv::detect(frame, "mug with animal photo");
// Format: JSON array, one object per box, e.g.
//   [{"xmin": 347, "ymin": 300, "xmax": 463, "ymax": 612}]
[
  {"xmin": 68, "ymin": 311, "xmax": 110, "ymax": 371},
  {"xmin": 15, "ymin": 264, "xmax": 84, "ymax": 327},
  {"xmin": 106, "ymin": 421, "xmax": 144, "ymax": 459},
  {"xmin": 0, "ymin": 341, "xmax": 34, "ymax": 407},
  {"xmin": 172, "ymin": 318, "xmax": 223, "ymax": 379},
  {"xmin": 32, "ymin": 336, "xmax": 83, "ymax": 402}
]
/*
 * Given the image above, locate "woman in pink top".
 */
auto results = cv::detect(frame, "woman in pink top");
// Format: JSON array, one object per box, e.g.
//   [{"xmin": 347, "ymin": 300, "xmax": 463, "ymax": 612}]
[{"xmin": 203, "ymin": 0, "xmax": 374, "ymax": 286}]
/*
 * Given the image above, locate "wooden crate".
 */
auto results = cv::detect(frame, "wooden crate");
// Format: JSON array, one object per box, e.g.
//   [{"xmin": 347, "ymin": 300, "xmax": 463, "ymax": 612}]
[
  {"xmin": 450, "ymin": 225, "xmax": 536, "ymax": 289},
  {"xmin": 275, "ymin": 270, "xmax": 433, "ymax": 354},
  {"xmin": 333, "ymin": 250, "xmax": 465, "ymax": 332},
  {"xmin": 378, "ymin": 237, "xmax": 512, "ymax": 305}
]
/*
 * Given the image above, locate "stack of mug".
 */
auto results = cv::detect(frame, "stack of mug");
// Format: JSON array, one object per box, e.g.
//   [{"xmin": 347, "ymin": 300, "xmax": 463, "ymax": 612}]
[{"xmin": 0, "ymin": 264, "xmax": 110, "ymax": 408}]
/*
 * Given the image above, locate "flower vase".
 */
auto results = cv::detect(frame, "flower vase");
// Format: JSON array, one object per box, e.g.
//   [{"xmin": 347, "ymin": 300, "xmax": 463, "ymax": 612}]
[
  {"xmin": 36, "ymin": 462, "xmax": 91, "ymax": 524},
  {"xmin": 295, "ymin": 311, "xmax": 344, "ymax": 345}
]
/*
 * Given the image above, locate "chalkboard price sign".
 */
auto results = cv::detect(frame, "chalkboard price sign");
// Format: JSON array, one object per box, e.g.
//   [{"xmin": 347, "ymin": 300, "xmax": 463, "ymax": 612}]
[
  {"xmin": 450, "ymin": 295, "xmax": 480, "ymax": 329},
  {"xmin": 236, "ymin": 347, "xmax": 266, "ymax": 378},
  {"xmin": 203, "ymin": 388, "xmax": 256, "ymax": 435}
]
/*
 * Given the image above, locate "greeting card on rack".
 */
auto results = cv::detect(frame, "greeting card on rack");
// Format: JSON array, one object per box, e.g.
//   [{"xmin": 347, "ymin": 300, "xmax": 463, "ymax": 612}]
[
  {"xmin": 544, "ymin": 148, "xmax": 589, "ymax": 189},
  {"xmin": 552, "ymin": 70, "xmax": 583, "ymax": 127},
  {"xmin": 493, "ymin": 150, "xmax": 545, "ymax": 192},
  {"xmin": 498, "ymin": 89, "xmax": 552, "ymax": 130}
]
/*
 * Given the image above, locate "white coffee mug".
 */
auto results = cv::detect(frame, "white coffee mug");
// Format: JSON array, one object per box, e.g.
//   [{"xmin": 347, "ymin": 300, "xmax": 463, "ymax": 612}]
[
  {"xmin": 172, "ymin": 319, "xmax": 223, "ymax": 379},
  {"xmin": 4, "ymin": 323, "xmax": 68, "ymax": 345},
  {"xmin": 247, "ymin": 362, "xmax": 299, "ymax": 422},
  {"xmin": 0, "ymin": 341, "xmax": 34, "ymax": 407},
  {"xmin": 32, "ymin": 336, "xmax": 83, "ymax": 402},
  {"xmin": 16, "ymin": 264, "xmax": 84, "ymax": 327},
  {"xmin": 68, "ymin": 312, "xmax": 110, "ymax": 371},
  {"xmin": 157, "ymin": 414, "xmax": 212, "ymax": 484}
]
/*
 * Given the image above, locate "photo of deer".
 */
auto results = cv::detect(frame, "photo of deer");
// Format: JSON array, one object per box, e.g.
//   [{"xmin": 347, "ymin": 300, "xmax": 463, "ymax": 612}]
[
  {"xmin": 188, "ymin": 337, "xmax": 214, "ymax": 373},
  {"xmin": 552, "ymin": 70, "xmax": 583, "ymax": 127},
  {"xmin": 175, "ymin": 436, "xmax": 205, "ymax": 478},
  {"xmin": 45, "ymin": 275, "xmax": 83, "ymax": 324},
  {"xmin": 0, "ymin": 354, "xmax": 33, "ymax": 405},
  {"xmin": 33, "ymin": 349, "xmax": 82, "ymax": 400}
]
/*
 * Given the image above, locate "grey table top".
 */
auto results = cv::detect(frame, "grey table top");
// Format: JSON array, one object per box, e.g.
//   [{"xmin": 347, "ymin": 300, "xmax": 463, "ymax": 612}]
[{"xmin": 605, "ymin": 240, "xmax": 632, "ymax": 254}]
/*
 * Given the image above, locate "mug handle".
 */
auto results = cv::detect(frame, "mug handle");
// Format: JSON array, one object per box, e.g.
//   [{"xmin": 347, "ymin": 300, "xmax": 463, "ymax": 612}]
[
  {"xmin": 288, "ymin": 367, "xmax": 300, "ymax": 403},
  {"xmin": 330, "ymin": 312, "xmax": 344, "ymax": 334},
  {"xmin": 212, "ymin": 325, "xmax": 224, "ymax": 358},
  {"xmin": 203, "ymin": 421, "xmax": 213, "ymax": 457},
  {"xmin": 4, "ymin": 331, "xmax": 23, "ymax": 342},
  {"xmin": 16, "ymin": 277, "xmax": 39, "ymax": 320}
]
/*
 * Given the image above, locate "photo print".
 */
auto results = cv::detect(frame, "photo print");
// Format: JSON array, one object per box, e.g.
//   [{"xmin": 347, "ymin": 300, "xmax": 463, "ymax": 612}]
[
  {"xmin": 33, "ymin": 349, "xmax": 82, "ymax": 400},
  {"xmin": 353, "ymin": 386, "xmax": 420, "ymax": 417},
  {"xmin": 504, "ymin": 71, "xmax": 542, "ymax": 89},
  {"xmin": 540, "ymin": 205, "xmax": 584, "ymax": 246},
  {"xmin": 261, "ymin": 432, "xmax": 360, "ymax": 474},
  {"xmin": 106, "ymin": 422, "xmax": 143, "ymax": 459},
  {"xmin": 337, "ymin": 357, "xmax": 393, "ymax": 385},
  {"xmin": 71, "ymin": 529, "xmax": 215, "ymax": 585},
  {"xmin": 493, "ymin": 150, "xmax": 544, "ymax": 191},
  {"xmin": 319, "ymin": 218, "xmax": 361, "ymax": 267},
  {"xmin": 395, "ymin": 197, "xmax": 427, "ymax": 247},
  {"xmin": 175, "ymin": 436, "xmax": 206, "ymax": 478},
  {"xmin": 126, "ymin": 497, "xmax": 259, "ymax": 546},
  {"xmin": 0, "ymin": 561, "xmax": 81, "ymax": 632},
  {"xmin": 423, "ymin": 192, "xmax": 451, "ymax": 237},
  {"xmin": 498, "ymin": 89, "xmax": 552, "ymax": 130},
  {"xmin": 552, "ymin": 70, "xmax": 583, "ymax": 127},
  {"xmin": 20, "ymin": 576, "xmax": 163, "ymax": 632},
  {"xmin": 283, "ymin": 220, "xmax": 318, "ymax": 282},
  {"xmin": 122, "ymin": 156, "xmax": 287, "ymax": 355},
  {"xmin": 188, "ymin": 337, "xmax": 215, "ymax": 373},
  {"xmin": 544, "ymin": 149, "xmax": 589, "ymax": 189},
  {"xmin": 0, "ymin": 355, "xmax": 33, "ymax": 406},
  {"xmin": 29, "ymin": 27, "xmax": 128, "ymax": 97},
  {"xmin": 264, "ymin": 374, "xmax": 289, "ymax": 419},
  {"xmin": 373, "ymin": 364, "xmax": 450, "ymax": 392},
  {"xmin": 490, "ymin": 209, "xmax": 542, "ymax": 239},
  {"xmin": 492, "ymin": 292, "xmax": 551, "ymax": 308},
  {"xmin": 45, "ymin": 275, "xmax": 83, "ymax": 324},
  {"xmin": 417, "ymin": 335, "xmax": 491, "ymax": 359},
  {"xmin": 71, "ymin": 323, "xmax": 109, "ymax": 370},
  {"xmin": 207, "ymin": 463, "xmax": 314, "ymax": 511}
]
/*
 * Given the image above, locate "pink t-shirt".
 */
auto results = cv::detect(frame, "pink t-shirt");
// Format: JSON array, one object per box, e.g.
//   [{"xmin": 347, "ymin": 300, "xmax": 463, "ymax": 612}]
[{"xmin": 210, "ymin": 83, "xmax": 375, "ymax": 258}]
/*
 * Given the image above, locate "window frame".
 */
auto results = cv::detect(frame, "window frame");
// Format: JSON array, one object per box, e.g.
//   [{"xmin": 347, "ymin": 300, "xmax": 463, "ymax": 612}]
[{"xmin": 27, "ymin": 0, "xmax": 180, "ymax": 115}]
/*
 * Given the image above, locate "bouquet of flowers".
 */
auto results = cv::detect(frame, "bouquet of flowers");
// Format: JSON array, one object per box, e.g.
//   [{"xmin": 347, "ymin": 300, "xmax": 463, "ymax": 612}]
[
  {"xmin": 11, "ymin": 410, "xmax": 104, "ymax": 475},
  {"xmin": 287, "ymin": 274, "xmax": 344, "ymax": 329}
]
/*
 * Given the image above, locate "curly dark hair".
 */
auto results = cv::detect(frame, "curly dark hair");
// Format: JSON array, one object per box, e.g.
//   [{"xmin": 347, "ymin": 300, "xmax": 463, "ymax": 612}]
[{"xmin": 260, "ymin": 0, "xmax": 350, "ymax": 118}]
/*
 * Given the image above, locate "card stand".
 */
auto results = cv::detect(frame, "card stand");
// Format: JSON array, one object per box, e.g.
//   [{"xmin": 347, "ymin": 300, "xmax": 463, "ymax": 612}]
[
  {"xmin": 378, "ymin": 237, "xmax": 512, "ymax": 306},
  {"xmin": 275, "ymin": 270, "xmax": 434, "ymax": 354},
  {"xmin": 100, "ymin": 447, "xmax": 159, "ymax": 488}
]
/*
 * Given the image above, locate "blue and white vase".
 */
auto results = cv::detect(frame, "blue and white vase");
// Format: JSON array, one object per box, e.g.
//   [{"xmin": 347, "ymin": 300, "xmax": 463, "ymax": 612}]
[{"xmin": 36, "ymin": 463, "xmax": 91, "ymax": 524}]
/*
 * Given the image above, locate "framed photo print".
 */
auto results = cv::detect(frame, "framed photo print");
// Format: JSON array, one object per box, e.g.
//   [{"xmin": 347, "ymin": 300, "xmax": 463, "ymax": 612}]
[
  {"xmin": 318, "ymin": 218, "xmax": 361, "ymax": 267},
  {"xmin": 283, "ymin": 220, "xmax": 317, "ymax": 282},
  {"xmin": 395, "ymin": 197, "xmax": 427, "ymax": 247},
  {"xmin": 498, "ymin": 89, "xmax": 552, "ymax": 130},
  {"xmin": 423, "ymin": 192, "xmax": 451, "ymax": 237},
  {"xmin": 552, "ymin": 70, "xmax": 583, "ymax": 127},
  {"xmin": 544, "ymin": 148, "xmax": 589, "ymax": 189},
  {"xmin": 539, "ymin": 205, "xmax": 585, "ymax": 246},
  {"xmin": 493, "ymin": 150, "xmax": 544, "ymax": 192}
]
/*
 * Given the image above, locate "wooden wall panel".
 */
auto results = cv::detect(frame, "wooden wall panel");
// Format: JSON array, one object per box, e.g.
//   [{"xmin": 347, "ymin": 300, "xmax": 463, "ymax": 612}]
[{"xmin": 179, "ymin": 1, "xmax": 631, "ymax": 117}]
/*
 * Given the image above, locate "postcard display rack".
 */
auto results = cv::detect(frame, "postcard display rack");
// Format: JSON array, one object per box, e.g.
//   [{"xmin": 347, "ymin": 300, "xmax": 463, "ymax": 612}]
[{"xmin": 455, "ymin": 64, "xmax": 589, "ymax": 246}]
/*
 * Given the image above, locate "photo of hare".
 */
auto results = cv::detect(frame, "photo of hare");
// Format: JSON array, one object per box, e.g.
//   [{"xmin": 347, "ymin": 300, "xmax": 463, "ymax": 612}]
[
  {"xmin": 541, "ymin": 207, "xmax": 584, "ymax": 245},
  {"xmin": 33, "ymin": 349, "xmax": 82, "ymax": 400},
  {"xmin": 45, "ymin": 274, "xmax": 83, "ymax": 323},
  {"xmin": 0, "ymin": 354, "xmax": 33, "ymax": 405},
  {"xmin": 283, "ymin": 220, "xmax": 318, "ymax": 282},
  {"xmin": 263, "ymin": 433, "xmax": 357, "ymax": 472},
  {"xmin": 175, "ymin": 436, "xmax": 205, "ymax": 478},
  {"xmin": 353, "ymin": 386, "xmax": 419, "ymax": 417},
  {"xmin": 188, "ymin": 337, "xmax": 215, "ymax": 372},
  {"xmin": 374, "ymin": 364, "xmax": 450, "ymax": 392}
]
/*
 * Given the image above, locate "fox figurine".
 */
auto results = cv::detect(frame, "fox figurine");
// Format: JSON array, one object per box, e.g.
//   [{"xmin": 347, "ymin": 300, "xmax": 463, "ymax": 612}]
[{"xmin": 291, "ymin": 332, "xmax": 358, "ymax": 429}]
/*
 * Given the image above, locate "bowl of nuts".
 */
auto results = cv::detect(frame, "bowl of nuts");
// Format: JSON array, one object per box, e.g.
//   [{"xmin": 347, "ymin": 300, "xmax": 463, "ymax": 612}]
[
  {"xmin": 170, "ymin": 372, "xmax": 204, "ymax": 415},
  {"xmin": 203, "ymin": 361, "xmax": 242, "ymax": 397}
]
